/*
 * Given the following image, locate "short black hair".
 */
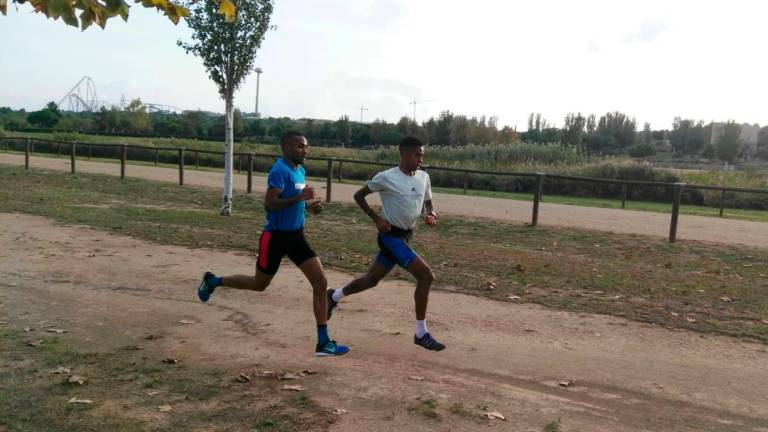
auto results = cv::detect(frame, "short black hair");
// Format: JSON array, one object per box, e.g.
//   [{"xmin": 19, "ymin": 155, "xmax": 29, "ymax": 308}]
[
  {"xmin": 280, "ymin": 131, "xmax": 305, "ymax": 146},
  {"xmin": 399, "ymin": 136, "xmax": 424, "ymax": 152}
]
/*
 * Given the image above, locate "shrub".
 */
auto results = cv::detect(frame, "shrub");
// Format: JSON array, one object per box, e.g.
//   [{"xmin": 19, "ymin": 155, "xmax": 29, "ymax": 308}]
[{"xmin": 628, "ymin": 143, "xmax": 656, "ymax": 158}]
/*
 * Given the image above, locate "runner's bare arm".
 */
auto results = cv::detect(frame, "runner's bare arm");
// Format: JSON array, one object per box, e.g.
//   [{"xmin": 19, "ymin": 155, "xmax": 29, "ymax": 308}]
[
  {"xmin": 264, "ymin": 186, "xmax": 315, "ymax": 211},
  {"xmin": 354, "ymin": 185, "xmax": 391, "ymax": 232}
]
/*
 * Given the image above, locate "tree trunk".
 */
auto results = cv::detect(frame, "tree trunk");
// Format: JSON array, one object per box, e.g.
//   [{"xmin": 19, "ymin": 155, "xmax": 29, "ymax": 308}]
[{"xmin": 220, "ymin": 89, "xmax": 235, "ymax": 216}]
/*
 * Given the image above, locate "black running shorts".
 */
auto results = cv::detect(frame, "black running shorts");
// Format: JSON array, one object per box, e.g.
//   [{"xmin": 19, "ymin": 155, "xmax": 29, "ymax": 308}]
[{"xmin": 256, "ymin": 229, "xmax": 317, "ymax": 275}]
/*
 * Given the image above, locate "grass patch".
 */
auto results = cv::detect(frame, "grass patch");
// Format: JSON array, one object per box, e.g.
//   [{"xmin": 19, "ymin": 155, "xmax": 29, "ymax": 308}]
[
  {"xmin": 431, "ymin": 186, "xmax": 768, "ymax": 223},
  {"xmin": 1, "ymin": 166, "xmax": 767, "ymax": 343},
  {"xmin": 0, "ymin": 328, "xmax": 334, "ymax": 432},
  {"xmin": 543, "ymin": 418, "xmax": 563, "ymax": 432},
  {"xmin": 408, "ymin": 399, "xmax": 440, "ymax": 420}
]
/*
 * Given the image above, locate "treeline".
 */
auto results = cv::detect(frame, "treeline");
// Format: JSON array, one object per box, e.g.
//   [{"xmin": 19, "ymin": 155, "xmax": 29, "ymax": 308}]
[
  {"xmin": 2, "ymin": 101, "xmax": 767, "ymax": 161},
  {"xmin": 0, "ymin": 100, "xmax": 520, "ymax": 149}
]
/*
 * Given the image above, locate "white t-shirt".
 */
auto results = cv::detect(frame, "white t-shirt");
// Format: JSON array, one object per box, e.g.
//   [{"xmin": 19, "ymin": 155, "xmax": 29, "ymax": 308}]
[{"xmin": 368, "ymin": 167, "xmax": 432, "ymax": 230}]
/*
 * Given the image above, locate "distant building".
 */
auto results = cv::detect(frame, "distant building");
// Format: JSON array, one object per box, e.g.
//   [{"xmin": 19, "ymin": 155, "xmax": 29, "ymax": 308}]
[{"xmin": 710, "ymin": 122, "xmax": 760, "ymax": 154}]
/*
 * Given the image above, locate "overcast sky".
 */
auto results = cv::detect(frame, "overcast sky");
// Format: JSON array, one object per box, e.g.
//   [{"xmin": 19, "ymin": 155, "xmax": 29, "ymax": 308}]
[{"xmin": 1, "ymin": 0, "xmax": 766, "ymax": 130}]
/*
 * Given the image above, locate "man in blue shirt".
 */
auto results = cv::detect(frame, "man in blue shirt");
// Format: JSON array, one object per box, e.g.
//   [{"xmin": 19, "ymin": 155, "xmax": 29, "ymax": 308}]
[{"xmin": 197, "ymin": 132, "xmax": 349, "ymax": 357}]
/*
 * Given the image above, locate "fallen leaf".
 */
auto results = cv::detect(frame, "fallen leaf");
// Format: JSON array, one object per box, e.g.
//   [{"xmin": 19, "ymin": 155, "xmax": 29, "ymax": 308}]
[
  {"xmin": 664, "ymin": 262, "xmax": 673, "ymax": 269},
  {"xmin": 24, "ymin": 327, "xmax": 34, "ymax": 332},
  {"xmin": 761, "ymin": 320, "xmax": 768, "ymax": 325},
  {"xmin": 0, "ymin": 320, "xmax": 7, "ymax": 325},
  {"xmin": 47, "ymin": 328, "xmax": 67, "ymax": 334},
  {"xmin": 718, "ymin": 296, "xmax": 734, "ymax": 302},
  {"xmin": 507, "ymin": 295, "xmax": 521, "ymax": 301},
  {"xmin": 389, "ymin": 331, "xmax": 401, "ymax": 336},
  {"xmin": 670, "ymin": 312, "xmax": 679, "ymax": 317},
  {"xmin": 162, "ymin": 358, "xmax": 179, "ymax": 364},
  {"xmin": 558, "ymin": 380, "xmax": 575, "ymax": 388},
  {"xmin": 524, "ymin": 328, "xmax": 535, "ymax": 333},
  {"xmin": 178, "ymin": 320, "xmax": 195, "ymax": 324},
  {"xmin": 51, "ymin": 366, "xmax": 71, "ymax": 374},
  {"xmin": 332, "ymin": 408, "xmax": 347, "ymax": 416},
  {"xmin": 302, "ymin": 369, "xmax": 317, "ymax": 375},
  {"xmin": 26, "ymin": 339, "xmax": 44, "ymax": 347},
  {"xmin": 686, "ymin": 316, "xmax": 698, "ymax": 323},
  {"xmin": 69, "ymin": 375, "xmax": 87, "ymax": 385},
  {"xmin": 68, "ymin": 397, "xmax": 93, "ymax": 404},
  {"xmin": 281, "ymin": 385, "xmax": 306, "ymax": 392},
  {"xmin": 255, "ymin": 370, "xmax": 277, "ymax": 378},
  {"xmin": 743, "ymin": 263, "xmax": 753, "ymax": 267},
  {"xmin": 483, "ymin": 411, "xmax": 506, "ymax": 421},
  {"xmin": 515, "ymin": 264, "xmax": 526, "ymax": 273},
  {"xmin": 158, "ymin": 405, "xmax": 172, "ymax": 412},
  {"xmin": 144, "ymin": 334, "xmax": 161, "ymax": 340},
  {"xmin": 146, "ymin": 391, "xmax": 161, "ymax": 397},
  {"xmin": 236, "ymin": 373, "xmax": 251, "ymax": 383},
  {"xmin": 280, "ymin": 372, "xmax": 301, "ymax": 380},
  {"xmin": 408, "ymin": 376, "xmax": 424, "ymax": 381}
]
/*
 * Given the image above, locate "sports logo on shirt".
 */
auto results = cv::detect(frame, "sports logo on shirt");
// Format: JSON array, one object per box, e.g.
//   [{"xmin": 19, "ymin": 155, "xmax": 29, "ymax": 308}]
[{"xmin": 295, "ymin": 183, "xmax": 306, "ymax": 190}]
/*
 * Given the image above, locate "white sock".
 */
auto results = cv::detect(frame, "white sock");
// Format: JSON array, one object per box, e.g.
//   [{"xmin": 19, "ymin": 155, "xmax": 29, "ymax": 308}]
[
  {"xmin": 416, "ymin": 320, "xmax": 428, "ymax": 338},
  {"xmin": 332, "ymin": 288, "xmax": 346, "ymax": 303}
]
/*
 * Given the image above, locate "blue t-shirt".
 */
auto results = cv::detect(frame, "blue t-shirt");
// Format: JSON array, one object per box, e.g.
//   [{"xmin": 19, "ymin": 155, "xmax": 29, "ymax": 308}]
[{"xmin": 265, "ymin": 158, "xmax": 306, "ymax": 232}]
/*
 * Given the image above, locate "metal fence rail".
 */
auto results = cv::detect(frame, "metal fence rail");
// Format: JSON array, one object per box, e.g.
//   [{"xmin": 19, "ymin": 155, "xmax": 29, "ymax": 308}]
[{"xmin": 2, "ymin": 136, "xmax": 767, "ymax": 243}]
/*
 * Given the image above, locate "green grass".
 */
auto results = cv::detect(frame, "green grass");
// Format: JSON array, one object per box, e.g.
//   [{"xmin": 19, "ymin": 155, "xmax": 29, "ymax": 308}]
[
  {"xmin": 4, "ymin": 143, "xmax": 768, "ymax": 223},
  {"xmin": 1, "ymin": 166, "xmax": 767, "ymax": 343},
  {"xmin": 431, "ymin": 185, "xmax": 768, "ymax": 222},
  {"xmin": 0, "ymin": 327, "xmax": 334, "ymax": 431},
  {"xmin": 543, "ymin": 418, "xmax": 563, "ymax": 432}
]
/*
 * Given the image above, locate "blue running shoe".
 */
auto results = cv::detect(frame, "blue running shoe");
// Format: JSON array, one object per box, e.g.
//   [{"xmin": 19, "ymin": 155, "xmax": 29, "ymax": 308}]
[
  {"xmin": 315, "ymin": 339, "xmax": 350, "ymax": 357},
  {"xmin": 414, "ymin": 332, "xmax": 446, "ymax": 351},
  {"xmin": 197, "ymin": 271, "xmax": 216, "ymax": 303},
  {"xmin": 326, "ymin": 289, "xmax": 338, "ymax": 320}
]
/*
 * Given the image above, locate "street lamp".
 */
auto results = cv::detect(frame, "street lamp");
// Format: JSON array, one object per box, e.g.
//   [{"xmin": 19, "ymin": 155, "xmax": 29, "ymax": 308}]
[{"xmin": 254, "ymin": 67, "xmax": 263, "ymax": 118}]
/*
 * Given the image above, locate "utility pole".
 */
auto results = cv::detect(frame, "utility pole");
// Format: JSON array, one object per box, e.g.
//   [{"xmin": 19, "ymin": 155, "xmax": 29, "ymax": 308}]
[
  {"xmin": 356, "ymin": 105, "xmax": 368, "ymax": 123},
  {"xmin": 408, "ymin": 99, "xmax": 434, "ymax": 123},
  {"xmin": 343, "ymin": 104, "xmax": 369, "ymax": 123},
  {"xmin": 254, "ymin": 67, "xmax": 263, "ymax": 117}
]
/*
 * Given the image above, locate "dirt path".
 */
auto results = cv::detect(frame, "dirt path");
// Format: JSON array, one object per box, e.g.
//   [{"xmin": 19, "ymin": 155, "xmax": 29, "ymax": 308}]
[
  {"xmin": 2, "ymin": 213, "xmax": 767, "ymax": 431},
  {"xmin": 2, "ymin": 153, "xmax": 767, "ymax": 249}
]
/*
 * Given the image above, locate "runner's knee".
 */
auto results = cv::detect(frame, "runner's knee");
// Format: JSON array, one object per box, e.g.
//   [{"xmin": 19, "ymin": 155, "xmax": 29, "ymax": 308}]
[
  {"xmin": 415, "ymin": 268, "xmax": 434, "ymax": 285},
  {"xmin": 310, "ymin": 274, "xmax": 328, "ymax": 291}
]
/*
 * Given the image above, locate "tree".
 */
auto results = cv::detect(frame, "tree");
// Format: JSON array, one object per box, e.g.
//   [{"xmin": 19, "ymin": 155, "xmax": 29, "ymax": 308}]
[
  {"xmin": 1, "ymin": 0, "xmax": 236, "ymax": 31},
  {"xmin": 758, "ymin": 126, "xmax": 768, "ymax": 148},
  {"xmin": 179, "ymin": 0, "xmax": 273, "ymax": 215},
  {"xmin": 122, "ymin": 98, "xmax": 151, "ymax": 133},
  {"xmin": 561, "ymin": 113, "xmax": 586, "ymax": 149},
  {"xmin": 27, "ymin": 101, "xmax": 62, "ymax": 128},
  {"xmin": 715, "ymin": 121, "xmax": 742, "ymax": 163}
]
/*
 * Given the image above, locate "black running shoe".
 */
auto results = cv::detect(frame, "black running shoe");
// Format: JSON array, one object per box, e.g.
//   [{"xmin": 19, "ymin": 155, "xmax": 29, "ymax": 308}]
[
  {"xmin": 414, "ymin": 332, "xmax": 446, "ymax": 351},
  {"xmin": 326, "ymin": 289, "xmax": 338, "ymax": 320}
]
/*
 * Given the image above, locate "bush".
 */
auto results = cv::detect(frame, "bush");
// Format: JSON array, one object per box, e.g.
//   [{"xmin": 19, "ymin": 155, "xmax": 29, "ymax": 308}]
[{"xmin": 628, "ymin": 143, "xmax": 656, "ymax": 158}]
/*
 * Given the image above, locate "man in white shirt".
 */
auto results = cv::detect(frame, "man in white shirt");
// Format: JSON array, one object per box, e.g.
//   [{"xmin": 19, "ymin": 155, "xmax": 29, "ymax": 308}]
[{"xmin": 326, "ymin": 136, "xmax": 445, "ymax": 351}]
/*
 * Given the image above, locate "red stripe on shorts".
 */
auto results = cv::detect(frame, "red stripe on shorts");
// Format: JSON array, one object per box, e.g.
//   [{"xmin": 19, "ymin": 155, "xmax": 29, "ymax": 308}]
[{"xmin": 258, "ymin": 231, "xmax": 272, "ymax": 270}]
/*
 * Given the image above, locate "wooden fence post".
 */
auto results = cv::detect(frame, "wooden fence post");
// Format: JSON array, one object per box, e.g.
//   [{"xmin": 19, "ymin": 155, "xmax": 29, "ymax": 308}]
[
  {"xmin": 621, "ymin": 184, "xmax": 628, "ymax": 209},
  {"xmin": 326, "ymin": 158, "xmax": 334, "ymax": 203},
  {"xmin": 669, "ymin": 182, "xmax": 685, "ymax": 243},
  {"xmin": 531, "ymin": 173, "xmax": 545, "ymax": 226},
  {"xmin": 463, "ymin": 170, "xmax": 469, "ymax": 194},
  {"xmin": 25, "ymin": 138, "xmax": 30, "ymax": 169},
  {"xmin": 70, "ymin": 142, "xmax": 76, "ymax": 174},
  {"xmin": 178, "ymin": 148, "xmax": 185, "ymax": 186},
  {"xmin": 247, "ymin": 153, "xmax": 253, "ymax": 193},
  {"xmin": 120, "ymin": 145, "xmax": 127, "ymax": 179}
]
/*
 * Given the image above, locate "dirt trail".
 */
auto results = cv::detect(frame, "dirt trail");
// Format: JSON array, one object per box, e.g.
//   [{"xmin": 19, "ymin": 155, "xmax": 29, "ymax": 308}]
[
  {"xmin": 2, "ymin": 213, "xmax": 767, "ymax": 431},
  {"xmin": 2, "ymin": 153, "xmax": 767, "ymax": 249}
]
